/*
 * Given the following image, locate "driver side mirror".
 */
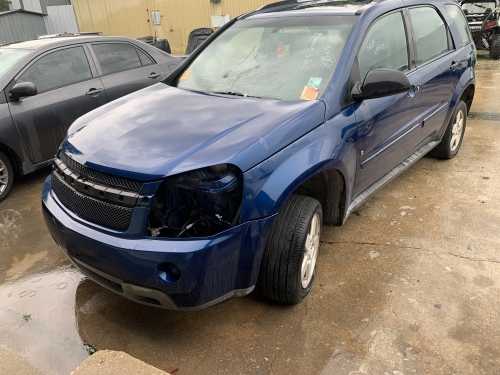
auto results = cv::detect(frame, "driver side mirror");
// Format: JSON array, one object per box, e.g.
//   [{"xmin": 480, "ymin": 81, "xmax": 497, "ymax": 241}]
[
  {"xmin": 10, "ymin": 82, "xmax": 37, "ymax": 101},
  {"xmin": 351, "ymin": 69, "xmax": 411, "ymax": 101}
]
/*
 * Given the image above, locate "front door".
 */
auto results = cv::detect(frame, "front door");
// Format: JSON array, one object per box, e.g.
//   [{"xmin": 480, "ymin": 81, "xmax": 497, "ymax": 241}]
[
  {"xmin": 353, "ymin": 11, "xmax": 425, "ymax": 196},
  {"xmin": 8, "ymin": 45, "xmax": 107, "ymax": 164}
]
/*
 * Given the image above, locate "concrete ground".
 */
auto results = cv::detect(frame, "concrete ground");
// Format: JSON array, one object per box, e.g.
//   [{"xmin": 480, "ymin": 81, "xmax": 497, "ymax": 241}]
[{"xmin": 0, "ymin": 55, "xmax": 499, "ymax": 375}]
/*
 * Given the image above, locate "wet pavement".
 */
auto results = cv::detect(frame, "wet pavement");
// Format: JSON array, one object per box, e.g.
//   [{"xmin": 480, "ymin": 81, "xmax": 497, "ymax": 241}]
[{"xmin": 1, "ymin": 55, "xmax": 500, "ymax": 375}]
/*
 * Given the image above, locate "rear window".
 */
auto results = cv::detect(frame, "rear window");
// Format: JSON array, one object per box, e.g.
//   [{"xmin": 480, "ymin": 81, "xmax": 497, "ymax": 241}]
[
  {"xmin": 409, "ymin": 7, "xmax": 450, "ymax": 66},
  {"xmin": 445, "ymin": 4, "xmax": 473, "ymax": 48},
  {"xmin": 93, "ymin": 43, "xmax": 142, "ymax": 75}
]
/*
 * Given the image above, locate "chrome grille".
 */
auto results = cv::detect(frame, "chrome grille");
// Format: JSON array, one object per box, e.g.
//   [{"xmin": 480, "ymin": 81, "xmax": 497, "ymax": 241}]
[
  {"xmin": 60, "ymin": 152, "xmax": 143, "ymax": 193},
  {"xmin": 52, "ymin": 171, "xmax": 133, "ymax": 231}
]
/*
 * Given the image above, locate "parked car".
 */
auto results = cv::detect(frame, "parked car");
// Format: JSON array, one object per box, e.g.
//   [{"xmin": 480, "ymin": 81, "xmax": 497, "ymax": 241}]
[
  {"xmin": 461, "ymin": 0, "xmax": 500, "ymax": 58},
  {"xmin": 43, "ymin": 0, "xmax": 475, "ymax": 310},
  {"xmin": 0, "ymin": 35, "xmax": 182, "ymax": 200}
]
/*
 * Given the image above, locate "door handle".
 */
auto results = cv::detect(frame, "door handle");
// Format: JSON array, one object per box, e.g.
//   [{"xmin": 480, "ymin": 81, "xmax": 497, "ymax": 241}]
[
  {"xmin": 408, "ymin": 85, "xmax": 420, "ymax": 98},
  {"xmin": 86, "ymin": 88, "xmax": 103, "ymax": 96},
  {"xmin": 148, "ymin": 72, "xmax": 161, "ymax": 79},
  {"xmin": 450, "ymin": 61, "xmax": 459, "ymax": 71}
]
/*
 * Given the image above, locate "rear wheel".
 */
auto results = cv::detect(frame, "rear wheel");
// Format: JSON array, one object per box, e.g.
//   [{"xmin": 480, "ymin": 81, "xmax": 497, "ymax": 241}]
[
  {"xmin": 257, "ymin": 195, "xmax": 322, "ymax": 305},
  {"xmin": 430, "ymin": 101, "xmax": 467, "ymax": 159},
  {"xmin": 0, "ymin": 152, "xmax": 14, "ymax": 201},
  {"xmin": 490, "ymin": 32, "xmax": 500, "ymax": 60}
]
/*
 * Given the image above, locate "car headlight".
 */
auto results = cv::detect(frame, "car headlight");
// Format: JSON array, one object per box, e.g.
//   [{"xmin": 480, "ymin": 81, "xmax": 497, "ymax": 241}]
[{"xmin": 148, "ymin": 164, "xmax": 243, "ymax": 238}]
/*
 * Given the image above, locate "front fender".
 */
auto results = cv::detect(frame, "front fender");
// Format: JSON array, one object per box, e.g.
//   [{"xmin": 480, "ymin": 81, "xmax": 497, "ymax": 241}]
[
  {"xmin": 0, "ymin": 100, "xmax": 26, "ymax": 173},
  {"xmin": 241, "ymin": 108, "xmax": 358, "ymax": 222}
]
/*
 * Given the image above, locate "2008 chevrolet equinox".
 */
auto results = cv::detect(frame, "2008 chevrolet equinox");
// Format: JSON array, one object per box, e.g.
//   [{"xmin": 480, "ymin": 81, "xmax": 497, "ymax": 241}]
[{"xmin": 42, "ymin": 0, "xmax": 476, "ymax": 310}]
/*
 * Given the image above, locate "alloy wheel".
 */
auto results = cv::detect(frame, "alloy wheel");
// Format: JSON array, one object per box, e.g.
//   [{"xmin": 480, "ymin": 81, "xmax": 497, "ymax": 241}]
[
  {"xmin": 0, "ymin": 158, "xmax": 9, "ymax": 195},
  {"xmin": 450, "ymin": 109, "xmax": 465, "ymax": 152},
  {"xmin": 301, "ymin": 212, "xmax": 321, "ymax": 289}
]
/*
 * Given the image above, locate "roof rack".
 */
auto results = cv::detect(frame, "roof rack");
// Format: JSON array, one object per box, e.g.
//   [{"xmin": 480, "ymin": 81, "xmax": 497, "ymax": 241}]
[{"xmin": 37, "ymin": 32, "xmax": 102, "ymax": 40}]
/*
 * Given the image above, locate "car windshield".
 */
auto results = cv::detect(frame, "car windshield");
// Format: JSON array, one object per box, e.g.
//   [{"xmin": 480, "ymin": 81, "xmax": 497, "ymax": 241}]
[
  {"xmin": 176, "ymin": 15, "xmax": 356, "ymax": 101},
  {"xmin": 0, "ymin": 48, "xmax": 31, "ymax": 81},
  {"xmin": 462, "ymin": 1, "xmax": 496, "ymax": 13}
]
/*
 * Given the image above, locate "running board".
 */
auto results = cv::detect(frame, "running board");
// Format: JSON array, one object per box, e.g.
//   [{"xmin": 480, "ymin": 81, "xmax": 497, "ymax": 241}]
[{"xmin": 344, "ymin": 140, "xmax": 440, "ymax": 223}]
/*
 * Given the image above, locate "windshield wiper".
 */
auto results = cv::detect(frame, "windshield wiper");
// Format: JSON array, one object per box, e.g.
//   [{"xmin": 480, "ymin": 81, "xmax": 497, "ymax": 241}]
[{"xmin": 211, "ymin": 91, "xmax": 264, "ymax": 99}]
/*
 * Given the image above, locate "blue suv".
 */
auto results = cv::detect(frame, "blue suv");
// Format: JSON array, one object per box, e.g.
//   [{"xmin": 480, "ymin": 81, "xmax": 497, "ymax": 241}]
[{"xmin": 42, "ymin": 0, "xmax": 476, "ymax": 310}]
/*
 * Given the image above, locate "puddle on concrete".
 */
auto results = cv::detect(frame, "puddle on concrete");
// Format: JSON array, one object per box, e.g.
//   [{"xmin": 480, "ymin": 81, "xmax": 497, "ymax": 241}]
[{"xmin": 0, "ymin": 267, "xmax": 88, "ymax": 374}]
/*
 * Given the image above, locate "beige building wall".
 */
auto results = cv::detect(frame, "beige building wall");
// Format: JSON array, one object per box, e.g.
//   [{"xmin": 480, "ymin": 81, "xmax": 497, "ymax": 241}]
[{"xmin": 72, "ymin": 0, "xmax": 276, "ymax": 54}]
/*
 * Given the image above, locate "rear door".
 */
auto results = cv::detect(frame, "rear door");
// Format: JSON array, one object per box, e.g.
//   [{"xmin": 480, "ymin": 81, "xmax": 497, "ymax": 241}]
[
  {"xmin": 353, "ymin": 11, "xmax": 425, "ymax": 195},
  {"xmin": 90, "ymin": 42, "xmax": 164, "ymax": 102},
  {"xmin": 7, "ymin": 45, "xmax": 107, "ymax": 164},
  {"xmin": 405, "ymin": 6, "xmax": 461, "ymax": 142}
]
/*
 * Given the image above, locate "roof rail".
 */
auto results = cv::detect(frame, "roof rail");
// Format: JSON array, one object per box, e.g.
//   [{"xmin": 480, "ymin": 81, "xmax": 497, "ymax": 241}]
[
  {"xmin": 254, "ymin": 0, "xmax": 372, "ymax": 14},
  {"xmin": 37, "ymin": 32, "xmax": 102, "ymax": 40},
  {"xmin": 258, "ymin": 0, "xmax": 314, "ymax": 10}
]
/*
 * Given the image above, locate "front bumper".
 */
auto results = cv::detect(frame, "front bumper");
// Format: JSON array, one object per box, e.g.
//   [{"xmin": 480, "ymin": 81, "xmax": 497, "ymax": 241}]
[{"xmin": 42, "ymin": 176, "xmax": 275, "ymax": 310}]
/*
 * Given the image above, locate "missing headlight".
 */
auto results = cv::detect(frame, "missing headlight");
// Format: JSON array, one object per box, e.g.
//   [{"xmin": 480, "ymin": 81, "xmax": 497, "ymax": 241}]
[{"xmin": 148, "ymin": 164, "xmax": 243, "ymax": 238}]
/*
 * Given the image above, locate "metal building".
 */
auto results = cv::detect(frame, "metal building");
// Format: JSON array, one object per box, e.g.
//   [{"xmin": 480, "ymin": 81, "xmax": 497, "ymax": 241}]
[
  {"xmin": 72, "ymin": 0, "xmax": 276, "ymax": 54},
  {"xmin": 0, "ymin": 0, "xmax": 79, "ymax": 44}
]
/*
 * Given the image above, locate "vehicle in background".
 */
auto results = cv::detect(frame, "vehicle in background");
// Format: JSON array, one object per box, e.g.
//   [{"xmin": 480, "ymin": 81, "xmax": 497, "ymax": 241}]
[
  {"xmin": 0, "ymin": 36, "xmax": 183, "ymax": 200},
  {"xmin": 461, "ymin": 0, "xmax": 500, "ymax": 58},
  {"xmin": 185, "ymin": 28, "xmax": 214, "ymax": 54},
  {"xmin": 43, "ymin": 0, "xmax": 475, "ymax": 310},
  {"xmin": 137, "ymin": 36, "xmax": 172, "ymax": 54}
]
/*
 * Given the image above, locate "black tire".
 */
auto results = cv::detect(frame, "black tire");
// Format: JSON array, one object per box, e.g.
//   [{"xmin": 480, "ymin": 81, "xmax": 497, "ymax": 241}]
[
  {"xmin": 257, "ymin": 195, "xmax": 322, "ymax": 305},
  {"xmin": 0, "ymin": 152, "xmax": 14, "ymax": 202},
  {"xmin": 490, "ymin": 32, "xmax": 500, "ymax": 60},
  {"xmin": 430, "ymin": 101, "xmax": 467, "ymax": 160}
]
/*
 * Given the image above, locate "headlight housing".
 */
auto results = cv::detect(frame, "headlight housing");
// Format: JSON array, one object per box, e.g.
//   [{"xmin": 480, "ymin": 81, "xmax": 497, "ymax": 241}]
[{"xmin": 148, "ymin": 164, "xmax": 243, "ymax": 238}]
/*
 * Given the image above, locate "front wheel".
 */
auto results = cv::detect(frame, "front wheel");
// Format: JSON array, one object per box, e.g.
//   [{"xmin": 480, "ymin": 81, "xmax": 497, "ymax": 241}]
[
  {"xmin": 0, "ymin": 152, "xmax": 14, "ymax": 201},
  {"xmin": 257, "ymin": 195, "xmax": 322, "ymax": 305},
  {"xmin": 430, "ymin": 101, "xmax": 467, "ymax": 160}
]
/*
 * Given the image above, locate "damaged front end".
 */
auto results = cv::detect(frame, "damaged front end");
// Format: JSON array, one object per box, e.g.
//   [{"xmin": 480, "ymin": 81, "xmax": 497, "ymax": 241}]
[{"xmin": 148, "ymin": 164, "xmax": 243, "ymax": 238}]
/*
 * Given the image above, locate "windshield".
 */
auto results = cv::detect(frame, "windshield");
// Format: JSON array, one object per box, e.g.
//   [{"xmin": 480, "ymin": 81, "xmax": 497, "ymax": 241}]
[
  {"xmin": 177, "ymin": 15, "xmax": 356, "ymax": 101},
  {"xmin": 0, "ymin": 48, "xmax": 31, "ymax": 80},
  {"xmin": 462, "ymin": 1, "xmax": 496, "ymax": 13}
]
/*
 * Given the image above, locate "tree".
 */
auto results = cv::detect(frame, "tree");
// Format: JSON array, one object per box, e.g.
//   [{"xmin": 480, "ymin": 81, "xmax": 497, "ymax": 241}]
[{"xmin": 0, "ymin": 0, "xmax": 11, "ymax": 12}]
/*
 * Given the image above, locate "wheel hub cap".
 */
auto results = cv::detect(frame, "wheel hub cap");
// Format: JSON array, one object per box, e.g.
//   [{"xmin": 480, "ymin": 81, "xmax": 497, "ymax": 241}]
[
  {"xmin": 301, "ymin": 212, "xmax": 321, "ymax": 289},
  {"xmin": 0, "ymin": 159, "xmax": 8, "ymax": 195},
  {"xmin": 450, "ymin": 109, "xmax": 464, "ymax": 152}
]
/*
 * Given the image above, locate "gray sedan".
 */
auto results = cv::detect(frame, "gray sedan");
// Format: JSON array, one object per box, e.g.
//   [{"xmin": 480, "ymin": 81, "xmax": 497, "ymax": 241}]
[{"xmin": 0, "ymin": 35, "xmax": 182, "ymax": 200}]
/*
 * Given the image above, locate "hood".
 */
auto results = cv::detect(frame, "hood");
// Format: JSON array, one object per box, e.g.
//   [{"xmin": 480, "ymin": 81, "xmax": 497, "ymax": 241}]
[{"xmin": 64, "ymin": 84, "xmax": 325, "ymax": 180}]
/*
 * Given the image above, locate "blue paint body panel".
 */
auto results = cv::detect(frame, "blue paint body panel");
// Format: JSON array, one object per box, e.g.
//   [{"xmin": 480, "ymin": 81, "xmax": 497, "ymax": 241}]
[{"xmin": 42, "ymin": 0, "xmax": 476, "ymax": 309}]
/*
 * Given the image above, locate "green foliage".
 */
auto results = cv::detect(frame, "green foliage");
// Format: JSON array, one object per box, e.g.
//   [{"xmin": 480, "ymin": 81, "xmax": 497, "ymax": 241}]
[{"xmin": 0, "ymin": 0, "xmax": 11, "ymax": 12}]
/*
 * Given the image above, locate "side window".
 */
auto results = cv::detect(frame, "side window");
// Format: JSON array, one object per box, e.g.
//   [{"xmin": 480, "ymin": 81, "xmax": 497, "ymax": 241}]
[
  {"xmin": 445, "ymin": 4, "xmax": 473, "ymax": 48},
  {"xmin": 137, "ymin": 49, "xmax": 155, "ymax": 66},
  {"xmin": 93, "ymin": 43, "xmax": 142, "ymax": 75},
  {"xmin": 358, "ymin": 12, "xmax": 409, "ymax": 80},
  {"xmin": 408, "ymin": 7, "xmax": 450, "ymax": 66},
  {"xmin": 17, "ymin": 47, "xmax": 92, "ymax": 93}
]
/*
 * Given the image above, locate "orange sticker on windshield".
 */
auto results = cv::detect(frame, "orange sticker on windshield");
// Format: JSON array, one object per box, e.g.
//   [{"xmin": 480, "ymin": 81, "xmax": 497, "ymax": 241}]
[
  {"xmin": 300, "ymin": 86, "xmax": 319, "ymax": 101},
  {"xmin": 179, "ymin": 69, "xmax": 192, "ymax": 81}
]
